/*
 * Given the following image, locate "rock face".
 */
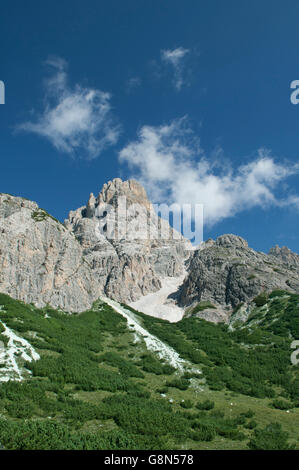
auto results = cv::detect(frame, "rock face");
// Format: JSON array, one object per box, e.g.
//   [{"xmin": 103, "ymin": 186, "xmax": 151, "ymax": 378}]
[
  {"xmin": 0, "ymin": 194, "xmax": 101, "ymax": 311},
  {"xmin": 178, "ymin": 234, "xmax": 299, "ymax": 322},
  {"xmin": 268, "ymin": 245, "xmax": 299, "ymax": 267},
  {"xmin": 65, "ymin": 178, "xmax": 192, "ymax": 303},
  {"xmin": 0, "ymin": 179, "xmax": 191, "ymax": 311},
  {"xmin": 0, "ymin": 181, "xmax": 298, "ymax": 321}
]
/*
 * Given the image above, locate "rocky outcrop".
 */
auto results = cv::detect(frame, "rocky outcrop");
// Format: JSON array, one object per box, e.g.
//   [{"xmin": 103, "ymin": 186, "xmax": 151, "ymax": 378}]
[
  {"xmin": 65, "ymin": 178, "xmax": 192, "ymax": 303},
  {"xmin": 269, "ymin": 245, "xmax": 299, "ymax": 267},
  {"xmin": 177, "ymin": 234, "xmax": 299, "ymax": 322},
  {"xmin": 0, "ymin": 194, "xmax": 101, "ymax": 311},
  {"xmin": 0, "ymin": 179, "xmax": 191, "ymax": 311}
]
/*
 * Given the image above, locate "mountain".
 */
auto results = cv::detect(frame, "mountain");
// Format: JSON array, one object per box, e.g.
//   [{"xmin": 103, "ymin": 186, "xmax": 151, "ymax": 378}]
[
  {"xmin": 0, "ymin": 193, "xmax": 99, "ymax": 312},
  {"xmin": 0, "ymin": 179, "xmax": 190, "ymax": 312},
  {"xmin": 178, "ymin": 234, "xmax": 299, "ymax": 322},
  {"xmin": 0, "ymin": 180, "xmax": 298, "ymax": 450},
  {"xmin": 65, "ymin": 178, "xmax": 191, "ymax": 304},
  {"xmin": 0, "ymin": 179, "xmax": 298, "ymax": 323},
  {"xmin": 269, "ymin": 244, "xmax": 299, "ymax": 267}
]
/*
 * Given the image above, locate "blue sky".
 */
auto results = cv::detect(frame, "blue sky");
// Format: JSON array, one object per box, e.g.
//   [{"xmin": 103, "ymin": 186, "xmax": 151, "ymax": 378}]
[{"xmin": 1, "ymin": 0, "xmax": 299, "ymax": 252}]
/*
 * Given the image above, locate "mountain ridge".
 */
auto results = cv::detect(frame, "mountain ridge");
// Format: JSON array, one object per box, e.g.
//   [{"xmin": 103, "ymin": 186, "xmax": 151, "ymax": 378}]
[{"xmin": 0, "ymin": 179, "xmax": 298, "ymax": 322}]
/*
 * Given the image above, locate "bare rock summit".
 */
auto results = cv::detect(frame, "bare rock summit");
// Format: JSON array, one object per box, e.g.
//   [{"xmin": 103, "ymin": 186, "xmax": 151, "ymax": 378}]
[
  {"xmin": 0, "ymin": 179, "xmax": 191, "ymax": 311},
  {"xmin": 178, "ymin": 234, "xmax": 299, "ymax": 322}
]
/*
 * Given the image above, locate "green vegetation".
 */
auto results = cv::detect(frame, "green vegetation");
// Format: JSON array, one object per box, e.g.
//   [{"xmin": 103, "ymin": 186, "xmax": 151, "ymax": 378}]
[
  {"xmin": 180, "ymin": 399, "xmax": 193, "ymax": 409},
  {"xmin": 196, "ymin": 399, "xmax": 215, "ymax": 410},
  {"xmin": 129, "ymin": 292, "xmax": 299, "ymax": 403},
  {"xmin": 166, "ymin": 377, "xmax": 190, "ymax": 390},
  {"xmin": 253, "ymin": 292, "xmax": 268, "ymax": 307},
  {"xmin": 271, "ymin": 399, "xmax": 294, "ymax": 411},
  {"xmin": 0, "ymin": 291, "xmax": 298, "ymax": 450},
  {"xmin": 137, "ymin": 353, "xmax": 175, "ymax": 376},
  {"xmin": 0, "ymin": 323, "xmax": 8, "ymax": 347},
  {"xmin": 31, "ymin": 208, "xmax": 62, "ymax": 225},
  {"xmin": 189, "ymin": 301, "xmax": 216, "ymax": 315},
  {"xmin": 248, "ymin": 423, "xmax": 295, "ymax": 450},
  {"xmin": 269, "ymin": 290, "xmax": 288, "ymax": 298}
]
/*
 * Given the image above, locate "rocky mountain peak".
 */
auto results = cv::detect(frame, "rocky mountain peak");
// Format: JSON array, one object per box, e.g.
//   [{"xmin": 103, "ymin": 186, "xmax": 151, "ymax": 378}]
[
  {"xmin": 268, "ymin": 244, "xmax": 299, "ymax": 266},
  {"xmin": 0, "ymin": 193, "xmax": 38, "ymax": 218},
  {"xmin": 178, "ymin": 233, "xmax": 299, "ymax": 322},
  {"xmin": 86, "ymin": 193, "xmax": 96, "ymax": 218},
  {"xmin": 215, "ymin": 234, "xmax": 248, "ymax": 248},
  {"xmin": 67, "ymin": 178, "xmax": 153, "ymax": 225},
  {"xmin": 63, "ymin": 178, "xmax": 191, "ymax": 305},
  {"xmin": 97, "ymin": 178, "xmax": 151, "ymax": 210}
]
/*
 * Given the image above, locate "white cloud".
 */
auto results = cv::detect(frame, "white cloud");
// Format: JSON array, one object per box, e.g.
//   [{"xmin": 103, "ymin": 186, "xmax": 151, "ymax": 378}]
[
  {"xmin": 282, "ymin": 194, "xmax": 299, "ymax": 209},
  {"xmin": 18, "ymin": 57, "xmax": 120, "ymax": 159},
  {"xmin": 161, "ymin": 47, "xmax": 190, "ymax": 90},
  {"xmin": 119, "ymin": 118, "xmax": 299, "ymax": 226}
]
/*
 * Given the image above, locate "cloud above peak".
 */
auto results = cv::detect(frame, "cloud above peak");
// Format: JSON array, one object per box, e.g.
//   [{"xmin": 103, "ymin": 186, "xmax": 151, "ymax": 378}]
[
  {"xmin": 119, "ymin": 118, "xmax": 299, "ymax": 226},
  {"xmin": 161, "ymin": 47, "xmax": 190, "ymax": 90},
  {"xmin": 18, "ymin": 57, "xmax": 120, "ymax": 159}
]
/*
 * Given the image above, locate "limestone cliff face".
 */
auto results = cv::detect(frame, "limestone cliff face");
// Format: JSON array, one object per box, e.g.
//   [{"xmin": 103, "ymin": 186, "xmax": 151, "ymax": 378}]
[
  {"xmin": 0, "ymin": 182, "xmax": 298, "ymax": 320},
  {"xmin": 268, "ymin": 245, "xmax": 299, "ymax": 267},
  {"xmin": 0, "ymin": 194, "xmax": 101, "ymax": 311},
  {"xmin": 64, "ymin": 178, "xmax": 192, "ymax": 303},
  {"xmin": 178, "ymin": 234, "xmax": 299, "ymax": 322},
  {"xmin": 0, "ymin": 179, "xmax": 191, "ymax": 311}
]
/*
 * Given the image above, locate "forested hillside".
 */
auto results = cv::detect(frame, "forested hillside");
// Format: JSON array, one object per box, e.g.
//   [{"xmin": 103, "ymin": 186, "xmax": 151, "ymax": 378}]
[{"xmin": 0, "ymin": 291, "xmax": 298, "ymax": 450}]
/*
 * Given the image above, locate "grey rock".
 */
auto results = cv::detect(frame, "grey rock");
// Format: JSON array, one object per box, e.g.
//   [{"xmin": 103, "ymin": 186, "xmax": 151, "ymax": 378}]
[
  {"xmin": 269, "ymin": 244, "xmax": 299, "ymax": 267},
  {"xmin": 1, "ymin": 183, "xmax": 299, "ymax": 323},
  {"xmin": 65, "ymin": 178, "xmax": 192, "ymax": 303},
  {"xmin": 177, "ymin": 234, "xmax": 299, "ymax": 321},
  {"xmin": 0, "ymin": 193, "xmax": 101, "ymax": 312},
  {"xmin": 0, "ymin": 179, "xmax": 191, "ymax": 311}
]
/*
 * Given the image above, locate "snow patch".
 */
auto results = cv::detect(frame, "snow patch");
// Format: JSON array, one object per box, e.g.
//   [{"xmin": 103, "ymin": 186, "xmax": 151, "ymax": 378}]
[
  {"xmin": 129, "ymin": 273, "xmax": 186, "ymax": 323},
  {"xmin": 101, "ymin": 296, "xmax": 187, "ymax": 372},
  {"xmin": 0, "ymin": 322, "xmax": 40, "ymax": 382}
]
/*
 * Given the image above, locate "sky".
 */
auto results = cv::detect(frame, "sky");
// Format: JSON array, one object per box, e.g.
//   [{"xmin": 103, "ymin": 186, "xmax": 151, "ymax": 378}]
[{"xmin": 1, "ymin": 0, "xmax": 299, "ymax": 252}]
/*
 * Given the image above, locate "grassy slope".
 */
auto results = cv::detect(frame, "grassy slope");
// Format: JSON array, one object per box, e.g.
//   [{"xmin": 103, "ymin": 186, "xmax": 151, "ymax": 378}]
[{"xmin": 0, "ymin": 291, "xmax": 298, "ymax": 450}]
